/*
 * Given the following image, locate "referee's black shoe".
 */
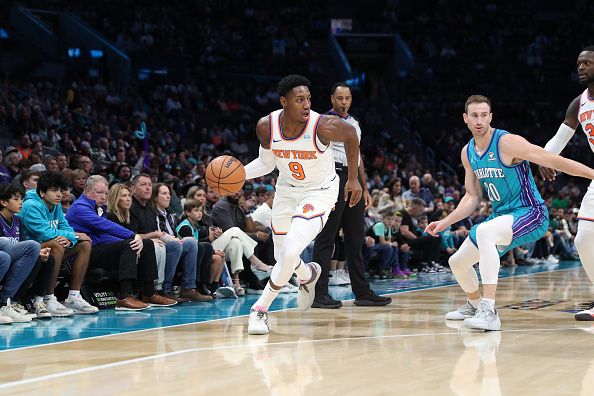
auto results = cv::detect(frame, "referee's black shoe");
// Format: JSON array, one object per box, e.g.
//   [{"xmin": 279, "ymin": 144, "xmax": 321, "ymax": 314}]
[
  {"xmin": 354, "ymin": 293, "xmax": 392, "ymax": 306},
  {"xmin": 311, "ymin": 294, "xmax": 343, "ymax": 309}
]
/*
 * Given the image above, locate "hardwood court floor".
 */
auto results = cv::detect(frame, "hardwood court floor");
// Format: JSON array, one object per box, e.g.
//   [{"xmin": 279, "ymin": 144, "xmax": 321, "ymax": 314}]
[{"xmin": 0, "ymin": 267, "xmax": 593, "ymax": 395}]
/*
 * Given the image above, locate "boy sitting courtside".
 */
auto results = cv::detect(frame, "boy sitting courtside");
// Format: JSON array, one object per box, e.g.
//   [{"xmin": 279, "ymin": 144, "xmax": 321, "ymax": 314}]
[{"xmin": 19, "ymin": 172, "xmax": 98, "ymax": 315}]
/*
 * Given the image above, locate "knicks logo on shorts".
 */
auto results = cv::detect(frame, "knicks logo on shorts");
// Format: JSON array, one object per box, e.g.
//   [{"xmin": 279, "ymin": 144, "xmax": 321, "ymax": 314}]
[{"xmin": 303, "ymin": 204, "xmax": 315, "ymax": 213}]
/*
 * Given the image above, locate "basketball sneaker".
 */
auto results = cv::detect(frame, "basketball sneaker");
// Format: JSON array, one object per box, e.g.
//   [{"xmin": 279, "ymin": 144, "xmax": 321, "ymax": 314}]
[
  {"xmin": 445, "ymin": 301, "xmax": 477, "ymax": 320},
  {"xmin": 0, "ymin": 299, "xmax": 32, "ymax": 323},
  {"xmin": 463, "ymin": 301, "xmax": 501, "ymax": 331},
  {"xmin": 0, "ymin": 311, "xmax": 12, "ymax": 325},
  {"xmin": 338, "ymin": 269, "xmax": 351, "ymax": 285},
  {"xmin": 248, "ymin": 308, "xmax": 270, "ymax": 335},
  {"xmin": 64, "ymin": 294, "xmax": 99, "ymax": 314},
  {"xmin": 43, "ymin": 295, "xmax": 74, "ymax": 317},
  {"xmin": 575, "ymin": 303, "xmax": 594, "ymax": 321},
  {"xmin": 297, "ymin": 262, "xmax": 321, "ymax": 311},
  {"xmin": 10, "ymin": 301, "xmax": 37, "ymax": 320}
]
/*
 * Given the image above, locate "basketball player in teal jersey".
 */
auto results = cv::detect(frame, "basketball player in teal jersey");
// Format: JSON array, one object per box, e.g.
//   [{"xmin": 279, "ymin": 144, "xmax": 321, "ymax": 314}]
[
  {"xmin": 426, "ymin": 95, "xmax": 594, "ymax": 331},
  {"xmin": 539, "ymin": 46, "xmax": 594, "ymax": 321}
]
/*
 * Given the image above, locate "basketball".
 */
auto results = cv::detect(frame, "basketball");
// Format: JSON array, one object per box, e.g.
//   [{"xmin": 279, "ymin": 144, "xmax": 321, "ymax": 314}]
[{"xmin": 205, "ymin": 155, "xmax": 246, "ymax": 196}]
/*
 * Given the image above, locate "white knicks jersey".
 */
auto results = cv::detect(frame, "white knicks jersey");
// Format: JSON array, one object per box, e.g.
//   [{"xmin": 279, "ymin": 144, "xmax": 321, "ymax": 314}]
[
  {"xmin": 579, "ymin": 88, "xmax": 594, "ymax": 153},
  {"xmin": 268, "ymin": 109, "xmax": 336, "ymax": 188}
]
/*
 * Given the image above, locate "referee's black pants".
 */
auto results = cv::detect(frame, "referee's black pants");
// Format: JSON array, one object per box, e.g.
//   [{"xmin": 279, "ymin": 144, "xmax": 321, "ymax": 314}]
[{"xmin": 312, "ymin": 167, "xmax": 371, "ymax": 299}]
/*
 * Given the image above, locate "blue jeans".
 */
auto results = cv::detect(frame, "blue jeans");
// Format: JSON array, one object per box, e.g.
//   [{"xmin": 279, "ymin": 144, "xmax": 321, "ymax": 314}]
[
  {"xmin": 163, "ymin": 238, "xmax": 197, "ymax": 292},
  {"xmin": 0, "ymin": 239, "xmax": 40, "ymax": 302}
]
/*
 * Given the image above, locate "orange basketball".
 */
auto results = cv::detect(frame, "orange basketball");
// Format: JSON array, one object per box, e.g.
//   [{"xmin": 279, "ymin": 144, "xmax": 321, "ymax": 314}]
[{"xmin": 205, "ymin": 155, "xmax": 246, "ymax": 196}]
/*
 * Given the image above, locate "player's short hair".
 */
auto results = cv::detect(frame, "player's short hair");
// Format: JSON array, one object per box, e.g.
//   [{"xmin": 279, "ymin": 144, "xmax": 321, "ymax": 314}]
[
  {"xmin": 582, "ymin": 46, "xmax": 594, "ymax": 53},
  {"xmin": 37, "ymin": 172, "xmax": 70, "ymax": 195},
  {"xmin": 464, "ymin": 95, "xmax": 492, "ymax": 113},
  {"xmin": 277, "ymin": 75, "xmax": 311, "ymax": 97},
  {"xmin": 331, "ymin": 82, "xmax": 351, "ymax": 95}
]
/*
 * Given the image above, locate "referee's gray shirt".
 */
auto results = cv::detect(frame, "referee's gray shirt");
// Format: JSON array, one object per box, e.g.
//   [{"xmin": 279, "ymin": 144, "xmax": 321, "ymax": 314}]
[{"xmin": 326, "ymin": 110, "xmax": 361, "ymax": 167}]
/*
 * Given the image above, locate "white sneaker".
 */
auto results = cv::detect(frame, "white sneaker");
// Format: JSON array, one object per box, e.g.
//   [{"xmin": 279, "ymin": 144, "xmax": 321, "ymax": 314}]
[
  {"xmin": 546, "ymin": 255, "xmax": 559, "ymax": 264},
  {"xmin": 0, "ymin": 311, "xmax": 13, "ymax": 324},
  {"xmin": 248, "ymin": 309, "xmax": 270, "ymax": 335},
  {"xmin": 445, "ymin": 301, "xmax": 477, "ymax": 320},
  {"xmin": 9, "ymin": 301, "xmax": 37, "ymax": 320},
  {"xmin": 463, "ymin": 301, "xmax": 501, "ymax": 331},
  {"xmin": 64, "ymin": 294, "xmax": 99, "ymax": 314},
  {"xmin": 44, "ymin": 296, "xmax": 74, "ymax": 317},
  {"xmin": 575, "ymin": 303, "xmax": 594, "ymax": 321},
  {"xmin": 1, "ymin": 299, "xmax": 32, "ymax": 323},
  {"xmin": 297, "ymin": 262, "xmax": 321, "ymax": 311},
  {"xmin": 338, "ymin": 269, "xmax": 351, "ymax": 285},
  {"xmin": 215, "ymin": 286, "xmax": 238, "ymax": 299},
  {"xmin": 328, "ymin": 272, "xmax": 342, "ymax": 286},
  {"xmin": 32, "ymin": 300, "xmax": 52, "ymax": 319},
  {"xmin": 280, "ymin": 283, "xmax": 298, "ymax": 294},
  {"xmin": 251, "ymin": 265, "xmax": 272, "ymax": 281}
]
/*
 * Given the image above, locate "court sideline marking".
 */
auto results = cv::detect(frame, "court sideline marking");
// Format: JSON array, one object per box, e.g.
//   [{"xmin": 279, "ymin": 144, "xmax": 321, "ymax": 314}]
[
  {"xmin": 0, "ymin": 325, "xmax": 588, "ymax": 391},
  {"xmin": 0, "ymin": 266, "xmax": 582, "ymax": 354}
]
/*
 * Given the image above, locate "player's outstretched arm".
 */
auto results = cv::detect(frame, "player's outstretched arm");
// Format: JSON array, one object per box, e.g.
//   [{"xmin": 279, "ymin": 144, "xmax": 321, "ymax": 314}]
[
  {"xmin": 502, "ymin": 134, "xmax": 594, "ymax": 180},
  {"xmin": 317, "ymin": 115, "xmax": 362, "ymax": 207},
  {"xmin": 426, "ymin": 146, "xmax": 482, "ymax": 237},
  {"xmin": 244, "ymin": 116, "xmax": 277, "ymax": 180},
  {"xmin": 539, "ymin": 96, "xmax": 580, "ymax": 181}
]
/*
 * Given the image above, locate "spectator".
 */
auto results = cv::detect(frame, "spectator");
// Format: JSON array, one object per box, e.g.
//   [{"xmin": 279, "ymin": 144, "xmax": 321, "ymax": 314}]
[
  {"xmin": 211, "ymin": 191, "xmax": 273, "ymax": 295},
  {"xmin": 378, "ymin": 178, "xmax": 406, "ymax": 215},
  {"xmin": 397, "ymin": 198, "xmax": 443, "ymax": 272},
  {"xmin": 67, "ymin": 176, "xmax": 172, "ymax": 310},
  {"xmin": 70, "ymin": 169, "xmax": 87, "ymax": 199},
  {"xmin": 151, "ymin": 182, "xmax": 211, "ymax": 301},
  {"xmin": 18, "ymin": 169, "xmax": 41, "ymax": 194},
  {"xmin": 56, "ymin": 154, "xmax": 69, "ymax": 171},
  {"xmin": 128, "ymin": 174, "xmax": 184, "ymax": 300},
  {"xmin": 403, "ymin": 175, "xmax": 434, "ymax": 213},
  {"xmin": 19, "ymin": 172, "xmax": 98, "ymax": 315},
  {"xmin": 0, "ymin": 184, "xmax": 43, "ymax": 322},
  {"xmin": 175, "ymin": 199, "xmax": 225, "ymax": 298}
]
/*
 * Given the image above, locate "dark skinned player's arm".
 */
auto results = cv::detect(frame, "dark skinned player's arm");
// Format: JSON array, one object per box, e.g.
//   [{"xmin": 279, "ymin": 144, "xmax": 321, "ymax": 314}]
[
  {"xmin": 244, "ymin": 116, "xmax": 277, "ymax": 180},
  {"xmin": 317, "ymin": 116, "xmax": 362, "ymax": 206}
]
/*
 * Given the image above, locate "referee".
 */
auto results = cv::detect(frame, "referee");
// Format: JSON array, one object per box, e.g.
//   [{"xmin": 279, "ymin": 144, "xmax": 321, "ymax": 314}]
[{"xmin": 312, "ymin": 82, "xmax": 392, "ymax": 308}]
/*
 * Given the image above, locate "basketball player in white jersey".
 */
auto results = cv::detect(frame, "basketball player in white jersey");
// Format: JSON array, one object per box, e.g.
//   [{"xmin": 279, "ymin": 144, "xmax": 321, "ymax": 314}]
[
  {"xmin": 244, "ymin": 74, "xmax": 362, "ymax": 335},
  {"xmin": 540, "ymin": 46, "xmax": 594, "ymax": 321}
]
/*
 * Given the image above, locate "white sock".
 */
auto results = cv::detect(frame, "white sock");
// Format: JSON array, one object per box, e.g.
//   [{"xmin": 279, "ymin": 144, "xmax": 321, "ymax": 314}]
[
  {"xmin": 68, "ymin": 290, "xmax": 81, "ymax": 298},
  {"xmin": 482, "ymin": 298, "xmax": 496, "ymax": 312},
  {"xmin": 34, "ymin": 295, "xmax": 44, "ymax": 304},
  {"xmin": 252, "ymin": 283, "xmax": 281, "ymax": 312},
  {"xmin": 469, "ymin": 297, "xmax": 482, "ymax": 308},
  {"xmin": 43, "ymin": 294, "xmax": 54, "ymax": 301}
]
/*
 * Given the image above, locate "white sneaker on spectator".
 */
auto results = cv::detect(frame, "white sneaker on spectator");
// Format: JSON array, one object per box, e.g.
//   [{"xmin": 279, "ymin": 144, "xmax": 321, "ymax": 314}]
[
  {"xmin": 11, "ymin": 301, "xmax": 36, "ymax": 320},
  {"xmin": 0, "ymin": 311, "xmax": 12, "ymax": 324},
  {"xmin": 575, "ymin": 303, "xmax": 594, "ymax": 321},
  {"xmin": 338, "ymin": 269, "xmax": 351, "ymax": 285},
  {"xmin": 216, "ymin": 286, "xmax": 238, "ymax": 299},
  {"xmin": 44, "ymin": 296, "xmax": 74, "ymax": 317},
  {"xmin": 328, "ymin": 273, "xmax": 342, "ymax": 286},
  {"xmin": 1, "ymin": 299, "xmax": 32, "ymax": 323},
  {"xmin": 32, "ymin": 300, "xmax": 52, "ymax": 319},
  {"xmin": 280, "ymin": 283, "xmax": 298, "ymax": 293},
  {"xmin": 251, "ymin": 265, "xmax": 272, "ymax": 281},
  {"xmin": 546, "ymin": 255, "xmax": 559, "ymax": 264},
  {"xmin": 64, "ymin": 294, "xmax": 99, "ymax": 314},
  {"xmin": 248, "ymin": 309, "xmax": 269, "ymax": 335}
]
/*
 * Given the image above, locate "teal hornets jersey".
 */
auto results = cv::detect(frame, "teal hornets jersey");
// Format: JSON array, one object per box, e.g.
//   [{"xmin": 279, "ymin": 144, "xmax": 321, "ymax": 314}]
[{"xmin": 467, "ymin": 129, "xmax": 544, "ymax": 214}]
